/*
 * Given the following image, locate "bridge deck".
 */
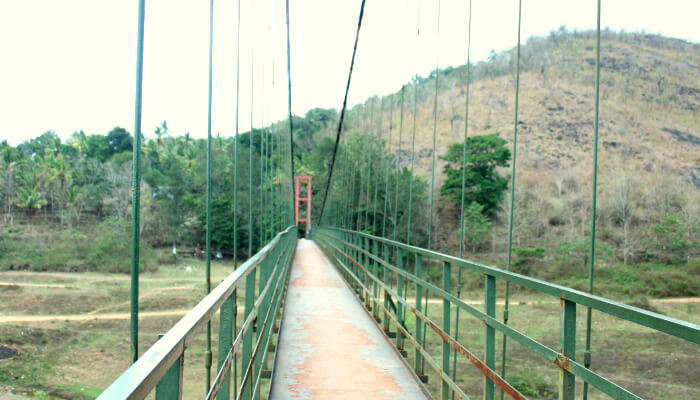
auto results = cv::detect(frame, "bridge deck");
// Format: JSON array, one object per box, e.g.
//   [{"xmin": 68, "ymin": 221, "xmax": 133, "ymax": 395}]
[{"xmin": 269, "ymin": 239, "xmax": 428, "ymax": 400}]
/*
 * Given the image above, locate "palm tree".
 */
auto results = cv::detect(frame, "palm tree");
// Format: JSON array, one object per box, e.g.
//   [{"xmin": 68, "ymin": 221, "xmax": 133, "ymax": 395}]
[
  {"xmin": 0, "ymin": 152, "xmax": 17, "ymax": 224},
  {"xmin": 15, "ymin": 160, "xmax": 49, "ymax": 218}
]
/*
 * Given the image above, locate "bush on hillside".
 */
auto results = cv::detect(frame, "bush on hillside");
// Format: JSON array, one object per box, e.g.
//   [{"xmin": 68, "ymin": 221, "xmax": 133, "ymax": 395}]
[
  {"xmin": 0, "ymin": 218, "xmax": 156, "ymax": 273},
  {"xmin": 553, "ymin": 237, "xmax": 614, "ymax": 276},
  {"xmin": 512, "ymin": 246, "xmax": 546, "ymax": 275}
]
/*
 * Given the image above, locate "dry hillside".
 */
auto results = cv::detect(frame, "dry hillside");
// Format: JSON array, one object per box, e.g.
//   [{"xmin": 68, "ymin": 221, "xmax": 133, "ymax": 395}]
[{"xmin": 343, "ymin": 29, "xmax": 699, "ymax": 263}]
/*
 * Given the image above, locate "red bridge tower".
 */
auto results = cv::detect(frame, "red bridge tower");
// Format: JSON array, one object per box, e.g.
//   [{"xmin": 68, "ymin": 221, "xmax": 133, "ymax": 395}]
[{"xmin": 294, "ymin": 176, "xmax": 312, "ymax": 236}]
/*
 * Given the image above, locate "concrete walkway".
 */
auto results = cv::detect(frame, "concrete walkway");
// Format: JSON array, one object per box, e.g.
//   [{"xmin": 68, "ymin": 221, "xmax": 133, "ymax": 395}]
[{"xmin": 269, "ymin": 239, "xmax": 428, "ymax": 400}]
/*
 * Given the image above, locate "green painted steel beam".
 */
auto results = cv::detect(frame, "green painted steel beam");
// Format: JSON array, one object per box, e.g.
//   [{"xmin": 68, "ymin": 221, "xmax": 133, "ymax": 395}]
[
  {"xmin": 216, "ymin": 294, "xmax": 234, "ymax": 400},
  {"xmin": 155, "ymin": 335, "xmax": 183, "ymax": 400}
]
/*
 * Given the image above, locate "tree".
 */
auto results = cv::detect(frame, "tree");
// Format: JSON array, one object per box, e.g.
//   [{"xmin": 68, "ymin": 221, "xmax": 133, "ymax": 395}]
[
  {"xmin": 608, "ymin": 171, "xmax": 638, "ymax": 264},
  {"xmin": 653, "ymin": 213, "xmax": 691, "ymax": 264},
  {"xmin": 106, "ymin": 126, "xmax": 133, "ymax": 154},
  {"xmin": 85, "ymin": 134, "xmax": 112, "ymax": 161},
  {"xmin": 0, "ymin": 145, "xmax": 18, "ymax": 224},
  {"xmin": 456, "ymin": 202, "xmax": 491, "ymax": 252},
  {"xmin": 15, "ymin": 160, "xmax": 49, "ymax": 214},
  {"xmin": 440, "ymin": 134, "xmax": 511, "ymax": 217}
]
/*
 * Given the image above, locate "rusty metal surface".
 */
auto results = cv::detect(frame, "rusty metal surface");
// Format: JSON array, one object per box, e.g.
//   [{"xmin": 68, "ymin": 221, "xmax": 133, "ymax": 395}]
[{"xmin": 269, "ymin": 239, "xmax": 428, "ymax": 400}]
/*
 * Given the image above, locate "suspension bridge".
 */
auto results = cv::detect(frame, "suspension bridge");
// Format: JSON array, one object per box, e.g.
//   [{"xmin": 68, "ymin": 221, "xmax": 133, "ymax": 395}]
[{"xmin": 96, "ymin": 0, "xmax": 698, "ymax": 399}]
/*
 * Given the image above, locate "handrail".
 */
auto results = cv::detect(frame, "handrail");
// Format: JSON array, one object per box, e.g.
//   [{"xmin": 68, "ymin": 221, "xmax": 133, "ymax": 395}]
[
  {"xmin": 323, "ymin": 227, "xmax": 699, "ymax": 343},
  {"xmin": 313, "ymin": 227, "xmax": 700, "ymax": 400},
  {"xmin": 98, "ymin": 226, "xmax": 296, "ymax": 400}
]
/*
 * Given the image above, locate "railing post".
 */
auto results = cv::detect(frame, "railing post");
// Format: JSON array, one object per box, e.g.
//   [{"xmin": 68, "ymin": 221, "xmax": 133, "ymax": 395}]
[
  {"xmin": 396, "ymin": 248, "xmax": 405, "ymax": 352},
  {"xmin": 217, "ymin": 293, "xmax": 235, "ymax": 400},
  {"xmin": 155, "ymin": 335, "xmax": 183, "ymax": 400},
  {"xmin": 241, "ymin": 268, "xmax": 257, "ymax": 400},
  {"xmin": 414, "ymin": 253, "xmax": 424, "ymax": 375},
  {"xmin": 383, "ymin": 243, "xmax": 390, "ymax": 333},
  {"xmin": 363, "ymin": 237, "xmax": 372, "ymax": 308},
  {"xmin": 372, "ymin": 238, "xmax": 379, "ymax": 321},
  {"xmin": 442, "ymin": 261, "xmax": 451, "ymax": 400},
  {"xmin": 363, "ymin": 236, "xmax": 370, "ymax": 308},
  {"xmin": 484, "ymin": 274, "xmax": 496, "ymax": 400},
  {"xmin": 352, "ymin": 234, "xmax": 359, "ymax": 293},
  {"xmin": 559, "ymin": 300, "xmax": 576, "ymax": 400},
  {"xmin": 253, "ymin": 257, "xmax": 272, "ymax": 400}
]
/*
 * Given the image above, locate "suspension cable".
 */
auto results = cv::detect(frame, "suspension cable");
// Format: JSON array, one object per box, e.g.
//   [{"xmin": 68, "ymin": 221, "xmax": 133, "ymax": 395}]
[
  {"xmin": 231, "ymin": 0, "xmax": 241, "ymax": 390},
  {"xmin": 129, "ymin": 0, "xmax": 146, "ymax": 365},
  {"xmin": 318, "ymin": 0, "xmax": 368, "ymax": 222},
  {"xmin": 371, "ymin": 97, "xmax": 385, "ymax": 234},
  {"xmin": 427, "ymin": 0, "xmax": 440, "ymax": 250},
  {"xmin": 406, "ymin": 0, "xmax": 421, "ymax": 247},
  {"xmin": 382, "ymin": 96, "xmax": 395, "ymax": 237},
  {"xmin": 452, "ymin": 1, "xmax": 472, "ymax": 396},
  {"xmin": 362, "ymin": 100, "xmax": 376, "ymax": 230},
  {"xmin": 249, "ymin": 48, "xmax": 254, "ymax": 257},
  {"xmin": 204, "ymin": 0, "xmax": 215, "ymax": 390},
  {"xmin": 583, "ymin": 1, "xmax": 603, "ymax": 399},
  {"xmin": 422, "ymin": 0, "xmax": 441, "ymax": 373},
  {"xmin": 392, "ymin": 86, "xmax": 405, "ymax": 241},
  {"xmin": 260, "ymin": 62, "xmax": 266, "ymax": 244},
  {"xmin": 500, "ymin": 0, "xmax": 522, "ymax": 398}
]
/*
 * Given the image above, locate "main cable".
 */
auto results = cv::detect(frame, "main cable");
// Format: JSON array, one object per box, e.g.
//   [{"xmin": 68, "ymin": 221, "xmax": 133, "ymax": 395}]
[
  {"xmin": 318, "ymin": 0, "xmax": 368, "ymax": 223},
  {"xmin": 285, "ymin": 0, "xmax": 295, "ymax": 212}
]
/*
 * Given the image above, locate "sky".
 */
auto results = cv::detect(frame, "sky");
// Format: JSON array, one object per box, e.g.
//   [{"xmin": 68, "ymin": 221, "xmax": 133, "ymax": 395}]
[{"xmin": 0, "ymin": 0, "xmax": 698, "ymax": 145}]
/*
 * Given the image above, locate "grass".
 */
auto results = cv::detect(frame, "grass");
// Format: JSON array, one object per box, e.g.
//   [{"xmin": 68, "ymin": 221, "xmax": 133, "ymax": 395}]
[
  {"xmin": 0, "ymin": 257, "xmax": 237, "ymax": 400},
  {"xmin": 0, "ymin": 219, "xmax": 157, "ymax": 274}
]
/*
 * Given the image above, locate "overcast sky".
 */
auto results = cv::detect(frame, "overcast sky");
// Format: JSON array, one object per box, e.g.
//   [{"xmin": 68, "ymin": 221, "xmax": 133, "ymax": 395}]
[{"xmin": 0, "ymin": 0, "xmax": 698, "ymax": 145}]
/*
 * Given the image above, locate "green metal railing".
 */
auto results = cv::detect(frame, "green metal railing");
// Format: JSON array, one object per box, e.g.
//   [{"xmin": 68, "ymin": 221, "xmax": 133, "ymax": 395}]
[
  {"xmin": 313, "ymin": 227, "xmax": 699, "ymax": 400},
  {"xmin": 97, "ymin": 227, "xmax": 296, "ymax": 400}
]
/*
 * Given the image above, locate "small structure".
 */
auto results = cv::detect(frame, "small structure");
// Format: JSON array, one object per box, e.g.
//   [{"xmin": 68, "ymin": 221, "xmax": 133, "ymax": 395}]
[{"xmin": 294, "ymin": 176, "xmax": 312, "ymax": 236}]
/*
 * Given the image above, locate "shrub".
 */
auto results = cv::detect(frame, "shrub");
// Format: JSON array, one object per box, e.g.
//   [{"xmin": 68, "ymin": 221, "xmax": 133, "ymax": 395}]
[
  {"xmin": 553, "ymin": 237, "xmax": 614, "ymax": 276},
  {"xmin": 651, "ymin": 212, "xmax": 694, "ymax": 264},
  {"xmin": 508, "ymin": 371, "xmax": 556, "ymax": 399},
  {"xmin": 512, "ymin": 246, "xmax": 545, "ymax": 275}
]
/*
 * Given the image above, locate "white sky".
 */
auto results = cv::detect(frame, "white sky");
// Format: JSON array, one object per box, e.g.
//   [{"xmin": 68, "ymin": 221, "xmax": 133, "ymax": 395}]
[{"xmin": 0, "ymin": 0, "xmax": 698, "ymax": 145}]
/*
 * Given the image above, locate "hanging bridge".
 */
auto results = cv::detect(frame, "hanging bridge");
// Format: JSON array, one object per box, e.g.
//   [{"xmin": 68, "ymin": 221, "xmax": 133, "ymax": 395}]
[{"xmin": 96, "ymin": 0, "xmax": 698, "ymax": 399}]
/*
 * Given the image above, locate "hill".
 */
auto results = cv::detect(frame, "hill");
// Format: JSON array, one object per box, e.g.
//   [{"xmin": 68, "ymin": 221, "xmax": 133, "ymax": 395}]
[{"xmin": 325, "ymin": 29, "xmax": 698, "ymax": 291}]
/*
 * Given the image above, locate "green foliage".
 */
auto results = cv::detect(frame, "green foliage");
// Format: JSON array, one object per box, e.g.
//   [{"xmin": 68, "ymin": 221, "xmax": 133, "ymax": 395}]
[
  {"xmin": 553, "ymin": 237, "xmax": 614, "ymax": 275},
  {"xmin": 455, "ymin": 202, "xmax": 491, "ymax": 252},
  {"xmin": 508, "ymin": 371, "xmax": 556, "ymax": 399},
  {"xmin": 652, "ymin": 212, "xmax": 692, "ymax": 264},
  {"xmin": 440, "ymin": 134, "xmax": 510, "ymax": 217},
  {"xmin": 557, "ymin": 261, "xmax": 699, "ymax": 298},
  {"xmin": 106, "ymin": 126, "xmax": 133, "ymax": 154},
  {"xmin": 512, "ymin": 246, "xmax": 545, "ymax": 275}
]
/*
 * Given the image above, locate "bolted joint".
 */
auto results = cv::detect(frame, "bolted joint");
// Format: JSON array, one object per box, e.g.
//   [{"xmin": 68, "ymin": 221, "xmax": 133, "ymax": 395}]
[
  {"xmin": 503, "ymin": 309, "xmax": 509, "ymax": 322},
  {"xmin": 584, "ymin": 350, "xmax": 592, "ymax": 368},
  {"xmin": 205, "ymin": 350, "xmax": 212, "ymax": 369}
]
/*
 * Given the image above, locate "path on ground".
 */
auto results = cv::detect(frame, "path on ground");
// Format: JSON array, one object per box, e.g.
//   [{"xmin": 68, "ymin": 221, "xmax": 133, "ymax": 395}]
[{"xmin": 269, "ymin": 239, "xmax": 428, "ymax": 400}]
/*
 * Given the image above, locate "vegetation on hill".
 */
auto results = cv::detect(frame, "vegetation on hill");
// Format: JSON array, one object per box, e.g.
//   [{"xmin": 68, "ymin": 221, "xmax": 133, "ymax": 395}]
[
  {"xmin": 307, "ymin": 28, "xmax": 699, "ymax": 296},
  {"xmin": 0, "ymin": 29, "xmax": 697, "ymax": 297}
]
